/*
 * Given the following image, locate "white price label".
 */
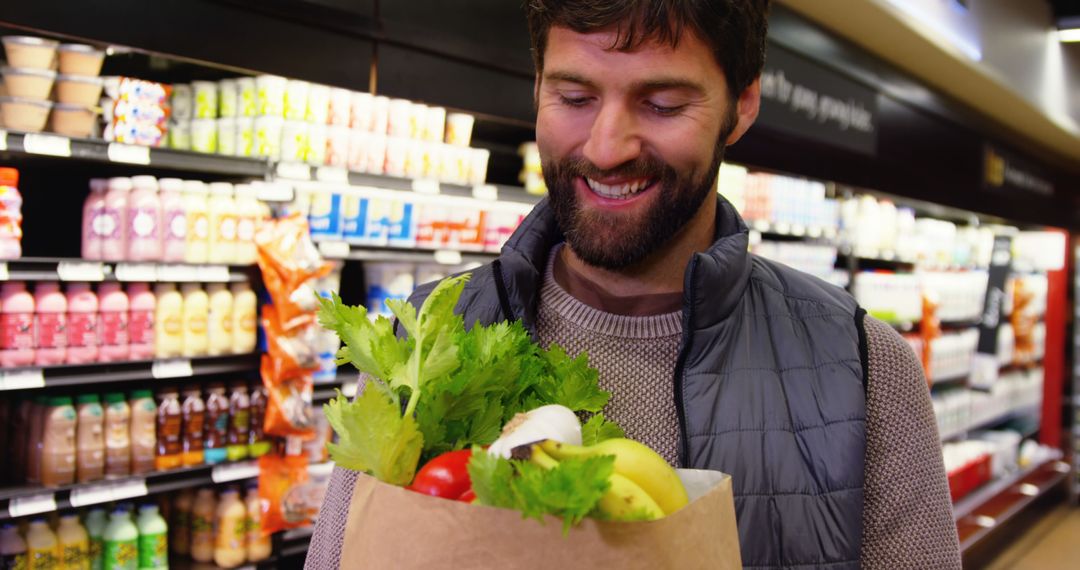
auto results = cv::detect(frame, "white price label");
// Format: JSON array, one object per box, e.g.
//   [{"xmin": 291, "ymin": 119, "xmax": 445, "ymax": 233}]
[
  {"xmin": 110, "ymin": 479, "xmax": 148, "ymax": 502},
  {"xmin": 318, "ymin": 241, "xmax": 351, "ymax": 259},
  {"xmin": 472, "ymin": 184, "xmax": 499, "ymax": 201},
  {"xmin": 285, "ymin": 437, "xmax": 305, "ymax": 456},
  {"xmin": 434, "ymin": 250, "xmax": 463, "ymax": 266},
  {"xmin": 69, "ymin": 483, "xmax": 116, "ymax": 508},
  {"xmin": 411, "ymin": 179, "xmax": 441, "ymax": 195},
  {"xmin": 211, "ymin": 461, "xmax": 260, "ymax": 483},
  {"xmin": 57, "ymin": 261, "xmax": 106, "ymax": 281},
  {"xmin": 752, "ymin": 219, "xmax": 770, "ymax": 233},
  {"xmin": 151, "ymin": 358, "xmax": 193, "ymax": 379},
  {"xmin": 156, "ymin": 264, "xmax": 199, "ymax": 282},
  {"xmin": 790, "ymin": 224, "xmax": 806, "ymax": 237},
  {"xmin": 22, "ymin": 133, "xmax": 71, "ymax": 157},
  {"xmin": 1, "ymin": 369, "xmax": 45, "ymax": 391},
  {"xmin": 196, "ymin": 265, "xmax": 230, "ymax": 282},
  {"xmin": 0, "ymin": 262, "xmax": 8, "ymax": 281},
  {"xmin": 253, "ymin": 181, "xmax": 294, "ymax": 202},
  {"xmin": 276, "ymin": 161, "xmax": 312, "ymax": 181},
  {"xmin": 308, "ymin": 462, "xmax": 335, "ymax": 478},
  {"xmin": 315, "ymin": 166, "xmax": 349, "ymax": 184},
  {"xmin": 8, "ymin": 493, "xmax": 56, "ymax": 518},
  {"xmin": 107, "ymin": 143, "xmax": 151, "ymax": 165},
  {"xmin": 115, "ymin": 263, "xmax": 158, "ymax": 282},
  {"xmin": 0, "ymin": 130, "xmax": 7, "ymax": 152},
  {"xmin": 342, "ymin": 381, "xmax": 359, "ymax": 399}
]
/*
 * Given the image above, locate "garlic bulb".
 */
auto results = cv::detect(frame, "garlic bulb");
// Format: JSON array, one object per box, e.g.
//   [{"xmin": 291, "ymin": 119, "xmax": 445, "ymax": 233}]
[{"xmin": 486, "ymin": 404, "xmax": 582, "ymax": 458}]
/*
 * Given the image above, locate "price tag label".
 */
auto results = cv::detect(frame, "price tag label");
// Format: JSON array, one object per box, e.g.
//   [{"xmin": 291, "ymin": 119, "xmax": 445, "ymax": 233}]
[
  {"xmin": 471, "ymin": 184, "xmax": 498, "ymax": 201},
  {"xmin": 276, "ymin": 161, "xmax": 312, "ymax": 181},
  {"xmin": 156, "ymin": 264, "xmax": 198, "ymax": 282},
  {"xmin": 285, "ymin": 437, "xmax": 305, "ymax": 456},
  {"xmin": 342, "ymin": 381, "xmax": 359, "ymax": 398},
  {"xmin": 110, "ymin": 479, "xmax": 148, "ymax": 502},
  {"xmin": 315, "ymin": 166, "xmax": 349, "ymax": 184},
  {"xmin": 0, "ymin": 262, "xmax": 8, "ymax": 281},
  {"xmin": 70, "ymin": 483, "xmax": 116, "ymax": 508},
  {"xmin": 0, "ymin": 130, "xmax": 7, "ymax": 152},
  {"xmin": 790, "ymin": 224, "xmax": 806, "ymax": 237},
  {"xmin": 411, "ymin": 179, "xmax": 441, "ymax": 195},
  {"xmin": 151, "ymin": 358, "xmax": 193, "ymax": 379},
  {"xmin": 22, "ymin": 133, "xmax": 72, "ymax": 157},
  {"xmin": 253, "ymin": 181, "xmax": 294, "ymax": 202},
  {"xmin": 318, "ymin": 241, "xmax": 351, "ymax": 259},
  {"xmin": 115, "ymin": 263, "xmax": 158, "ymax": 282},
  {"xmin": 211, "ymin": 461, "xmax": 260, "ymax": 483},
  {"xmin": 1, "ymin": 369, "xmax": 45, "ymax": 391},
  {"xmin": 57, "ymin": 261, "xmax": 106, "ymax": 281},
  {"xmin": 434, "ymin": 250, "xmax": 463, "ymax": 266},
  {"xmin": 107, "ymin": 143, "xmax": 151, "ymax": 165},
  {"xmin": 308, "ymin": 462, "xmax": 335, "ymax": 478},
  {"xmin": 8, "ymin": 493, "xmax": 56, "ymax": 518},
  {"xmin": 752, "ymin": 219, "xmax": 770, "ymax": 233},
  {"xmin": 197, "ymin": 265, "xmax": 230, "ymax": 282}
]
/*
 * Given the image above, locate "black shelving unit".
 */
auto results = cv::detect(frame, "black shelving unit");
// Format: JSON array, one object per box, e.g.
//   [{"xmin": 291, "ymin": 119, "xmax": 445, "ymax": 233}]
[
  {"xmin": 0, "ymin": 353, "xmax": 259, "ymax": 391},
  {"xmin": 0, "ymin": 257, "xmax": 255, "ymax": 284}
]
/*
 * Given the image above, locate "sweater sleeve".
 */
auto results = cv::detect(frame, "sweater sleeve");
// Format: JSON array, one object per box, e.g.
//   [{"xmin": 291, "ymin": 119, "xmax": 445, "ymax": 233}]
[
  {"xmin": 861, "ymin": 315, "xmax": 962, "ymax": 569},
  {"xmin": 304, "ymin": 465, "xmax": 357, "ymax": 570}
]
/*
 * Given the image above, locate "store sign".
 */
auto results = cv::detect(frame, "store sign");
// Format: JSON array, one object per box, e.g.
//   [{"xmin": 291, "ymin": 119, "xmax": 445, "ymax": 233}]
[
  {"xmin": 758, "ymin": 44, "xmax": 878, "ymax": 156},
  {"xmin": 970, "ymin": 235, "xmax": 1012, "ymax": 391},
  {"xmin": 983, "ymin": 145, "xmax": 1054, "ymax": 197}
]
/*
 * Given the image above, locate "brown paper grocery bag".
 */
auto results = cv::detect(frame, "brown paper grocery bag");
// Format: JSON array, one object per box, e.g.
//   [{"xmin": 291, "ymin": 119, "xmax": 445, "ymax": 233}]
[{"xmin": 338, "ymin": 468, "xmax": 740, "ymax": 569}]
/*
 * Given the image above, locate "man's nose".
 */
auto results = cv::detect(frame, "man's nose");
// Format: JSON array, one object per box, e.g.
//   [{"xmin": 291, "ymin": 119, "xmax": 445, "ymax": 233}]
[{"xmin": 582, "ymin": 101, "xmax": 642, "ymax": 172}]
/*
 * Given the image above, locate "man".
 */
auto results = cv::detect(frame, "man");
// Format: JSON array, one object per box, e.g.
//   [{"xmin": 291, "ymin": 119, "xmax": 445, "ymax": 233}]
[{"xmin": 307, "ymin": 1, "xmax": 961, "ymax": 568}]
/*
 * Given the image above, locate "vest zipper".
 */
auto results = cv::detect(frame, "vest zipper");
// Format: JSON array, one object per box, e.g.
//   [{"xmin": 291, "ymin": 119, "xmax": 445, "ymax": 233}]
[{"xmin": 672, "ymin": 256, "xmax": 698, "ymax": 468}]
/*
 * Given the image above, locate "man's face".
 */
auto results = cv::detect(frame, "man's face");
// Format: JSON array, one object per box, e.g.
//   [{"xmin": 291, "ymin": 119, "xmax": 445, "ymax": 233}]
[{"xmin": 536, "ymin": 26, "xmax": 744, "ymax": 270}]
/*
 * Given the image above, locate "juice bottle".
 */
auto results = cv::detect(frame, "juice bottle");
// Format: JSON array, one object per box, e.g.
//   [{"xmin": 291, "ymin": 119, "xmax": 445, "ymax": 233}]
[
  {"xmin": 84, "ymin": 509, "xmax": 107, "ymax": 570},
  {"xmin": 247, "ymin": 385, "xmax": 269, "ymax": 458},
  {"xmin": 26, "ymin": 396, "xmax": 46, "ymax": 484},
  {"xmin": 207, "ymin": 183, "xmax": 237, "ymax": 265},
  {"xmin": 180, "ymin": 387, "xmax": 205, "ymax": 467},
  {"xmin": 34, "ymin": 282, "xmax": 67, "ymax": 366},
  {"xmin": 65, "ymin": 283, "xmax": 99, "ymax": 365},
  {"xmin": 0, "ymin": 399, "xmax": 7, "ymax": 484},
  {"xmin": 232, "ymin": 184, "xmax": 261, "ymax": 265},
  {"xmin": 0, "ymin": 523, "xmax": 28, "ymax": 570},
  {"xmin": 213, "ymin": 489, "xmax": 246, "ymax": 569},
  {"xmin": 12, "ymin": 396, "xmax": 34, "ymax": 484},
  {"xmin": 154, "ymin": 390, "xmax": 182, "ymax": 471},
  {"xmin": 179, "ymin": 284, "xmax": 208, "ymax": 357},
  {"xmin": 225, "ymin": 382, "xmax": 249, "ymax": 462},
  {"xmin": 169, "ymin": 491, "xmax": 193, "ymax": 556},
  {"xmin": 40, "ymin": 396, "xmax": 77, "ymax": 488},
  {"xmin": 128, "ymin": 391, "xmax": 156, "ymax": 476},
  {"xmin": 101, "ymin": 178, "xmax": 131, "ymax": 263},
  {"xmin": 126, "ymin": 176, "xmax": 162, "ymax": 262},
  {"xmin": 202, "ymin": 384, "xmax": 229, "ymax": 465},
  {"xmin": 152, "ymin": 284, "xmax": 182, "ymax": 359},
  {"xmin": 56, "ymin": 513, "xmax": 89, "ymax": 570},
  {"xmin": 103, "ymin": 393, "xmax": 131, "ymax": 480},
  {"xmin": 25, "ymin": 518, "xmax": 58, "ymax": 570},
  {"xmin": 206, "ymin": 284, "xmax": 233, "ymax": 356},
  {"xmin": 244, "ymin": 484, "xmax": 270, "ymax": 562},
  {"xmin": 82, "ymin": 178, "xmax": 108, "ymax": 260},
  {"xmin": 229, "ymin": 283, "xmax": 256, "ymax": 355},
  {"xmin": 97, "ymin": 283, "xmax": 129, "ymax": 363},
  {"xmin": 76, "ymin": 394, "xmax": 105, "ymax": 483},
  {"xmin": 0, "ymin": 168, "xmax": 21, "ymax": 260},
  {"xmin": 0, "ymin": 281, "xmax": 36, "ymax": 368},
  {"xmin": 189, "ymin": 489, "xmax": 216, "ymax": 563},
  {"xmin": 158, "ymin": 178, "xmax": 186, "ymax": 263},
  {"xmin": 181, "ymin": 181, "xmax": 209, "ymax": 265},
  {"xmin": 134, "ymin": 505, "xmax": 167, "ymax": 570},
  {"xmin": 125, "ymin": 284, "xmax": 155, "ymax": 361},
  {"xmin": 101, "ymin": 509, "xmax": 137, "ymax": 570}
]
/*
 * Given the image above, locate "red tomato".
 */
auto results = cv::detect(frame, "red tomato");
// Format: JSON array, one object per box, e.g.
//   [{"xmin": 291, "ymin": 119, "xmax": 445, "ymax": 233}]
[
  {"xmin": 457, "ymin": 489, "xmax": 477, "ymax": 503},
  {"xmin": 408, "ymin": 449, "xmax": 473, "ymax": 499}
]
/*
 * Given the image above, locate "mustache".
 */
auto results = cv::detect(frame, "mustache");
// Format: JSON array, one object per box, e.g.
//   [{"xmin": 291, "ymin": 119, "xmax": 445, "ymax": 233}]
[{"xmin": 547, "ymin": 155, "xmax": 672, "ymax": 181}]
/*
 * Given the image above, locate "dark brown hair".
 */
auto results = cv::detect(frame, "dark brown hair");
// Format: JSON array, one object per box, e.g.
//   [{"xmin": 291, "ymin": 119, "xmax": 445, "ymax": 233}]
[{"xmin": 526, "ymin": 0, "xmax": 771, "ymax": 100}]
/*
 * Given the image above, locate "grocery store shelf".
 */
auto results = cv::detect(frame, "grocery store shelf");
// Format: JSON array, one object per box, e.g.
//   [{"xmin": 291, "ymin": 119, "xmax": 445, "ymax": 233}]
[
  {"xmin": 747, "ymin": 219, "xmax": 838, "ymax": 242},
  {"xmin": 0, "ymin": 353, "xmax": 258, "ymax": 391},
  {"xmin": 315, "ymin": 241, "xmax": 497, "ymax": 266},
  {"xmin": 939, "ymin": 403, "xmax": 1042, "ymax": 442},
  {"xmin": 280, "ymin": 526, "xmax": 316, "ymax": 558},
  {"xmin": 0, "ymin": 257, "xmax": 254, "ymax": 284}
]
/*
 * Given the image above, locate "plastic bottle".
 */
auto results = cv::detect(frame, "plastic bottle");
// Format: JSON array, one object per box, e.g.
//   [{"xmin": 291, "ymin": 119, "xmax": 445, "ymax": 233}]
[
  {"xmin": 206, "ymin": 284, "xmax": 233, "ymax": 356},
  {"xmin": 207, "ymin": 182, "xmax": 237, "ymax": 265},
  {"xmin": 0, "ymin": 167, "xmax": 23, "ymax": 260},
  {"xmin": 65, "ymin": 283, "xmax": 99, "ymax": 364},
  {"xmin": 154, "ymin": 389, "xmax": 182, "ymax": 471},
  {"xmin": 189, "ymin": 489, "xmax": 216, "ymax": 563},
  {"xmin": 213, "ymin": 488, "xmax": 246, "ymax": 569},
  {"xmin": 84, "ymin": 508, "xmax": 107, "ymax": 570},
  {"xmin": 97, "ymin": 283, "xmax": 130, "ymax": 362},
  {"xmin": 158, "ymin": 178, "xmax": 186, "ymax": 263},
  {"xmin": 128, "ymin": 391, "xmax": 156, "ymax": 476},
  {"xmin": 244, "ymin": 484, "xmax": 271, "ymax": 562},
  {"xmin": 169, "ymin": 491, "xmax": 193, "ymax": 556},
  {"xmin": 203, "ymin": 384, "xmax": 229, "ymax": 465},
  {"xmin": 232, "ymin": 184, "xmax": 261, "ymax": 265},
  {"xmin": 180, "ymin": 386, "xmax": 206, "ymax": 467},
  {"xmin": 229, "ymin": 283, "xmax": 257, "ymax": 355},
  {"xmin": 126, "ymin": 176, "xmax": 162, "ymax": 262},
  {"xmin": 34, "ymin": 282, "xmax": 67, "ymax": 366},
  {"xmin": 0, "ymin": 523, "xmax": 28, "ymax": 570},
  {"xmin": 181, "ymin": 181, "xmax": 210, "ymax": 264},
  {"xmin": 40, "ymin": 396, "xmax": 77, "ymax": 487},
  {"xmin": 126, "ymin": 284, "xmax": 155, "ymax": 361},
  {"xmin": 0, "ymin": 281, "xmax": 36, "ymax": 368},
  {"xmin": 76, "ymin": 394, "xmax": 106, "ymax": 484},
  {"xmin": 82, "ymin": 178, "xmax": 109, "ymax": 260},
  {"xmin": 103, "ymin": 393, "xmax": 131, "ymax": 480},
  {"xmin": 26, "ymin": 396, "xmax": 47, "ymax": 484},
  {"xmin": 225, "ymin": 382, "xmax": 250, "ymax": 462},
  {"xmin": 247, "ymin": 385, "xmax": 269, "ymax": 458},
  {"xmin": 135, "ymin": 505, "xmax": 167, "ymax": 570},
  {"xmin": 179, "ymin": 284, "xmax": 208, "ymax": 357},
  {"xmin": 152, "ymin": 284, "xmax": 183, "ymax": 359},
  {"xmin": 101, "ymin": 178, "xmax": 132, "ymax": 262},
  {"xmin": 102, "ymin": 508, "xmax": 138, "ymax": 570},
  {"xmin": 57, "ymin": 513, "xmax": 90, "ymax": 570},
  {"xmin": 26, "ymin": 518, "xmax": 59, "ymax": 570}
]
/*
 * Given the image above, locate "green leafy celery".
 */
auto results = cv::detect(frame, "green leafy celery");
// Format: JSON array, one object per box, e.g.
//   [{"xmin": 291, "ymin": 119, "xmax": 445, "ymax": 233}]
[
  {"xmin": 580, "ymin": 414, "xmax": 625, "ymax": 446},
  {"xmin": 323, "ymin": 391, "xmax": 422, "ymax": 486}
]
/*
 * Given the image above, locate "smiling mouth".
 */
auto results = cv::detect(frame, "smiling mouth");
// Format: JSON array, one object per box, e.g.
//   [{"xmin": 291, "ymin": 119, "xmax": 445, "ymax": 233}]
[{"xmin": 583, "ymin": 177, "xmax": 656, "ymax": 200}]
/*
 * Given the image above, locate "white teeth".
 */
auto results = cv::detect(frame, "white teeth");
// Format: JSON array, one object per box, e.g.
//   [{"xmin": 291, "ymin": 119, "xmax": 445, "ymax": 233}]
[{"xmin": 585, "ymin": 178, "xmax": 651, "ymax": 199}]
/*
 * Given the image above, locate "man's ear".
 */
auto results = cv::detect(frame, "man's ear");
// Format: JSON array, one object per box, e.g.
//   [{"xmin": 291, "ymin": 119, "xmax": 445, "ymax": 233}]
[{"xmin": 725, "ymin": 77, "xmax": 761, "ymax": 145}]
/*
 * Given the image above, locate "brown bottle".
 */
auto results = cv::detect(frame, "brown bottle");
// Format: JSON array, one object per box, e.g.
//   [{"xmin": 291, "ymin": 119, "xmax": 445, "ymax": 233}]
[
  {"xmin": 181, "ymin": 386, "xmax": 206, "ymax": 467},
  {"xmin": 75, "ymin": 394, "xmax": 106, "ymax": 483},
  {"xmin": 103, "ymin": 392, "xmax": 131, "ymax": 479},
  {"xmin": 155, "ymin": 389, "xmax": 183, "ymax": 471},
  {"xmin": 225, "ymin": 382, "xmax": 250, "ymax": 462},
  {"xmin": 248, "ymin": 384, "xmax": 270, "ymax": 458},
  {"xmin": 40, "ymin": 396, "xmax": 77, "ymax": 487},
  {"xmin": 129, "ymin": 390, "xmax": 157, "ymax": 475},
  {"xmin": 204, "ymin": 384, "xmax": 229, "ymax": 465}
]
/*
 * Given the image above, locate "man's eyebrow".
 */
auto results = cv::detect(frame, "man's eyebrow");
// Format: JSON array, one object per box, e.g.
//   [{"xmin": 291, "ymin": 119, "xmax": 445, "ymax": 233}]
[
  {"xmin": 543, "ymin": 70, "xmax": 597, "ymax": 89},
  {"xmin": 543, "ymin": 71, "xmax": 706, "ymax": 96}
]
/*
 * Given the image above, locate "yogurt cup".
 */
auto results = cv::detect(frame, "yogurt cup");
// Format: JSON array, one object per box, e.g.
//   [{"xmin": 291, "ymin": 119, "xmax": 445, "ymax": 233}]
[
  {"xmin": 218, "ymin": 79, "xmax": 238, "ymax": 118},
  {"xmin": 168, "ymin": 119, "xmax": 191, "ymax": 150},
  {"xmin": 387, "ymin": 98, "xmax": 413, "ymax": 138},
  {"xmin": 50, "ymin": 102, "xmax": 98, "ymax": 138},
  {"xmin": 469, "ymin": 148, "xmax": 491, "ymax": 186},
  {"xmin": 1, "ymin": 36, "xmax": 59, "ymax": 70},
  {"xmin": 236, "ymin": 77, "xmax": 256, "ymax": 117},
  {"xmin": 347, "ymin": 130, "xmax": 369, "ymax": 172},
  {"xmin": 171, "ymin": 84, "xmax": 193, "ymax": 121},
  {"xmin": 256, "ymin": 75, "xmax": 286, "ymax": 117},
  {"xmin": 57, "ymin": 44, "xmax": 106, "ymax": 76},
  {"xmin": 217, "ymin": 117, "xmax": 237, "ymax": 156},
  {"xmin": 0, "ymin": 96, "xmax": 53, "ymax": 132},
  {"xmin": 328, "ymin": 87, "xmax": 351, "ymax": 127},
  {"xmin": 56, "ymin": 74, "xmax": 104, "ymax": 106},
  {"xmin": 371, "ymin": 95, "xmax": 390, "ymax": 135},
  {"xmin": 254, "ymin": 115, "xmax": 284, "ymax": 159},
  {"xmin": 384, "ymin": 136, "xmax": 409, "ymax": 177},
  {"xmin": 445, "ymin": 112, "xmax": 475, "ymax": 146},
  {"xmin": 2, "ymin": 66, "xmax": 56, "ymax": 99},
  {"xmin": 326, "ymin": 125, "xmax": 351, "ymax": 167},
  {"xmin": 365, "ymin": 134, "xmax": 388, "ymax": 175},
  {"xmin": 191, "ymin": 118, "xmax": 218, "ymax": 153},
  {"xmin": 349, "ymin": 92, "xmax": 373, "ymax": 131},
  {"xmin": 284, "ymin": 79, "xmax": 310, "ymax": 121},
  {"xmin": 192, "ymin": 81, "xmax": 218, "ymax": 119},
  {"xmin": 235, "ymin": 116, "xmax": 255, "ymax": 157},
  {"xmin": 306, "ymin": 83, "xmax": 331, "ymax": 125},
  {"xmin": 307, "ymin": 124, "xmax": 328, "ymax": 165},
  {"xmin": 281, "ymin": 120, "xmax": 310, "ymax": 163},
  {"xmin": 424, "ymin": 106, "xmax": 446, "ymax": 142},
  {"xmin": 405, "ymin": 140, "xmax": 427, "ymax": 179}
]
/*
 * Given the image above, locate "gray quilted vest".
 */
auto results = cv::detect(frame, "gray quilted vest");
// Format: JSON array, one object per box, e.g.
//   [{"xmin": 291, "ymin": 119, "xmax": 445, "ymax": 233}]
[{"xmin": 407, "ymin": 197, "xmax": 868, "ymax": 569}]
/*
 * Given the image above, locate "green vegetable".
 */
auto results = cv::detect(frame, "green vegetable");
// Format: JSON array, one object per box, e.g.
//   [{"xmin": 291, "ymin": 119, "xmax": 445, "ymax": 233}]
[
  {"xmin": 323, "ymin": 389, "xmax": 422, "ymax": 486},
  {"xmin": 580, "ymin": 414, "xmax": 625, "ymax": 447}
]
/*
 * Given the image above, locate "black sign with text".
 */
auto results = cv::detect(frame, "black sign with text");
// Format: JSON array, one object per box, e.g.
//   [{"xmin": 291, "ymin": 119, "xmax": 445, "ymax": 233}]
[
  {"xmin": 978, "ymin": 235, "xmax": 1013, "ymax": 354},
  {"xmin": 983, "ymin": 144, "xmax": 1054, "ymax": 197}
]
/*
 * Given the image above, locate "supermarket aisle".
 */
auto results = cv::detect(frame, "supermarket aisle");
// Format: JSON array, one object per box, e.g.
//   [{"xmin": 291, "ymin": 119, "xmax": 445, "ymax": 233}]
[{"xmin": 985, "ymin": 504, "xmax": 1080, "ymax": 569}]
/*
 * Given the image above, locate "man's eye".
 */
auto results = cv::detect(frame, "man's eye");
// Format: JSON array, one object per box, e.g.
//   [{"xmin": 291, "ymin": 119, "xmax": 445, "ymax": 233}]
[
  {"xmin": 559, "ymin": 94, "xmax": 591, "ymax": 107},
  {"xmin": 647, "ymin": 102, "xmax": 685, "ymax": 116}
]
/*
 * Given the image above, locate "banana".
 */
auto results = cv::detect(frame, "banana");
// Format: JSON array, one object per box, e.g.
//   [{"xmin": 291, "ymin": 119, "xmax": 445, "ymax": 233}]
[
  {"xmin": 540, "ymin": 438, "xmax": 690, "ymax": 515},
  {"xmin": 597, "ymin": 472, "xmax": 665, "ymax": 521}
]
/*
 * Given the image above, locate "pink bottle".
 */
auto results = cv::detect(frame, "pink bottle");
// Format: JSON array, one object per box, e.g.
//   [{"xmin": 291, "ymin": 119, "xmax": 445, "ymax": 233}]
[
  {"xmin": 159, "ymin": 178, "xmax": 187, "ymax": 263},
  {"xmin": 0, "ymin": 281, "xmax": 36, "ymax": 368},
  {"xmin": 65, "ymin": 283, "xmax": 99, "ymax": 364},
  {"xmin": 127, "ymin": 176, "xmax": 163, "ymax": 262},
  {"xmin": 97, "ymin": 282, "xmax": 130, "ymax": 362},
  {"xmin": 127, "ymin": 283, "xmax": 156, "ymax": 361},
  {"xmin": 34, "ymin": 282, "xmax": 67, "ymax": 366},
  {"xmin": 101, "ymin": 177, "xmax": 132, "ymax": 262},
  {"xmin": 81, "ymin": 178, "xmax": 109, "ymax": 260}
]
